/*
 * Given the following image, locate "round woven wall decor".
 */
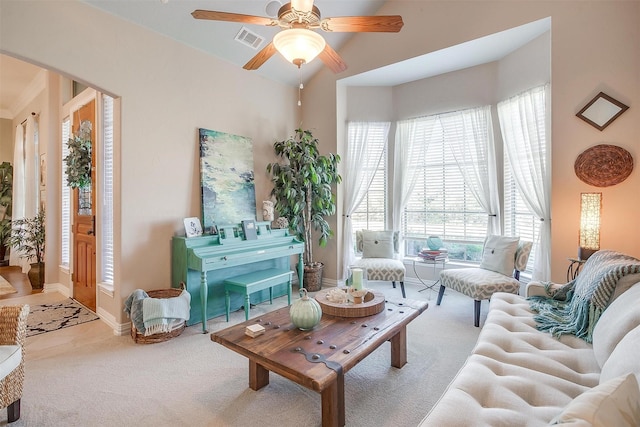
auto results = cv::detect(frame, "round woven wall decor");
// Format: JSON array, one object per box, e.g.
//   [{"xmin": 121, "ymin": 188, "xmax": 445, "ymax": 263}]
[{"xmin": 574, "ymin": 144, "xmax": 634, "ymax": 187}]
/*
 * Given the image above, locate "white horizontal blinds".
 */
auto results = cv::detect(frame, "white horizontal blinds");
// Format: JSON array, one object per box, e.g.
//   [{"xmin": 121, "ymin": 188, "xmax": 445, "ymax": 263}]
[
  {"xmin": 404, "ymin": 114, "xmax": 487, "ymax": 244},
  {"xmin": 101, "ymin": 95, "xmax": 114, "ymax": 285},
  {"xmin": 61, "ymin": 117, "xmax": 71, "ymax": 267},
  {"xmin": 504, "ymin": 159, "xmax": 537, "ymax": 274},
  {"xmin": 501, "ymin": 86, "xmax": 549, "ymax": 276},
  {"xmin": 349, "ymin": 123, "xmax": 387, "ymax": 232}
]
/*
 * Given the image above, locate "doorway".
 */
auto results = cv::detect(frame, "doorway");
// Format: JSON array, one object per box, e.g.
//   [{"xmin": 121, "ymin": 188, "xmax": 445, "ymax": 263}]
[{"xmin": 70, "ymin": 100, "xmax": 97, "ymax": 311}]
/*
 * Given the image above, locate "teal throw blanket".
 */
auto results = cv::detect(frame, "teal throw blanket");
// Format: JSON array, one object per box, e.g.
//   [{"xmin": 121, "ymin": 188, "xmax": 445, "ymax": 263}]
[
  {"xmin": 142, "ymin": 290, "xmax": 191, "ymax": 336},
  {"xmin": 528, "ymin": 250, "xmax": 640, "ymax": 343}
]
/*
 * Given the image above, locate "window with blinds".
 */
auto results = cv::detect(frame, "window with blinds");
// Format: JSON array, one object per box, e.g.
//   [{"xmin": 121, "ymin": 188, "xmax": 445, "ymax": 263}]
[
  {"xmin": 349, "ymin": 124, "xmax": 387, "ymax": 232},
  {"xmin": 61, "ymin": 118, "xmax": 71, "ymax": 267},
  {"xmin": 503, "ymin": 164, "xmax": 538, "ymax": 275},
  {"xmin": 403, "ymin": 115, "xmax": 487, "ymax": 260},
  {"xmin": 101, "ymin": 95, "xmax": 114, "ymax": 285},
  {"xmin": 502, "ymin": 88, "xmax": 548, "ymax": 276}
]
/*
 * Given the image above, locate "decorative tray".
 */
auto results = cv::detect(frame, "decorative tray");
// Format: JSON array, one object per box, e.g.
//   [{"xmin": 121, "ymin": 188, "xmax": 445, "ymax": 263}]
[{"xmin": 314, "ymin": 288, "xmax": 386, "ymax": 318}]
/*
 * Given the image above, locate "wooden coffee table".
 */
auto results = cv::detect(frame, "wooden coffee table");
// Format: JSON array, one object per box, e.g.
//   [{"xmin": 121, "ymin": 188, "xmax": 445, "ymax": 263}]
[{"xmin": 211, "ymin": 296, "xmax": 428, "ymax": 427}]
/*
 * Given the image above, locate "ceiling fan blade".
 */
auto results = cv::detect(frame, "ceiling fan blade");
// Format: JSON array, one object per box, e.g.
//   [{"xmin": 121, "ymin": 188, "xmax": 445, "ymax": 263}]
[
  {"xmin": 320, "ymin": 16, "xmax": 404, "ymax": 33},
  {"xmin": 243, "ymin": 42, "xmax": 278, "ymax": 70},
  {"xmin": 318, "ymin": 44, "xmax": 347, "ymax": 73},
  {"xmin": 191, "ymin": 10, "xmax": 276, "ymax": 26}
]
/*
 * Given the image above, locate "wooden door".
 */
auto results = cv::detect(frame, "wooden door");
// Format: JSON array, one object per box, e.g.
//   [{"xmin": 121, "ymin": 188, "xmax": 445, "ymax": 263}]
[{"xmin": 72, "ymin": 100, "xmax": 97, "ymax": 311}]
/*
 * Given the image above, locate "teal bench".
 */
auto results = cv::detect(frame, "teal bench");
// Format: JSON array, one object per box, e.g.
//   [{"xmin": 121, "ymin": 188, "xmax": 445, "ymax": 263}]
[{"xmin": 224, "ymin": 268, "xmax": 294, "ymax": 321}]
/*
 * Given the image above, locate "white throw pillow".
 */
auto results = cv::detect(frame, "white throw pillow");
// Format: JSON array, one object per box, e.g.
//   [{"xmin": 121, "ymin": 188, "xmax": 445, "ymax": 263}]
[
  {"xmin": 551, "ymin": 374, "xmax": 640, "ymax": 426},
  {"xmin": 362, "ymin": 230, "xmax": 394, "ymax": 259},
  {"xmin": 479, "ymin": 235, "xmax": 519, "ymax": 277},
  {"xmin": 592, "ymin": 282, "xmax": 640, "ymax": 369},
  {"xmin": 600, "ymin": 324, "xmax": 640, "ymax": 384}
]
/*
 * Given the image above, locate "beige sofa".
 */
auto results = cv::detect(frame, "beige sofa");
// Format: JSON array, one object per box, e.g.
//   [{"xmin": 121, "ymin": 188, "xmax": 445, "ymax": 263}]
[{"xmin": 420, "ymin": 265, "xmax": 640, "ymax": 426}]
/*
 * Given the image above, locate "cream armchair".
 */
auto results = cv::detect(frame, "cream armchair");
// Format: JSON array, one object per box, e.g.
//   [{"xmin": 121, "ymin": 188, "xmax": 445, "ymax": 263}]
[
  {"xmin": 0, "ymin": 304, "xmax": 29, "ymax": 423},
  {"xmin": 354, "ymin": 230, "xmax": 406, "ymax": 298},
  {"xmin": 437, "ymin": 236, "xmax": 532, "ymax": 326}
]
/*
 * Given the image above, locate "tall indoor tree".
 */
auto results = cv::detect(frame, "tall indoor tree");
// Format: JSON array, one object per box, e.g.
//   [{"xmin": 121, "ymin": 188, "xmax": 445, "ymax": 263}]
[{"xmin": 267, "ymin": 128, "xmax": 341, "ymax": 291}]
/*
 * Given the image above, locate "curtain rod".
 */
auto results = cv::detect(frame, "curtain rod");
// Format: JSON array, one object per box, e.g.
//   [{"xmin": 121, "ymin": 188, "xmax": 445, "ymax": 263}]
[{"xmin": 20, "ymin": 112, "xmax": 37, "ymax": 125}]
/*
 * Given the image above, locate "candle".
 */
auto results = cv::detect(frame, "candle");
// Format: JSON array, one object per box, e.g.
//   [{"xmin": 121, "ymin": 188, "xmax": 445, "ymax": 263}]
[{"xmin": 352, "ymin": 268, "xmax": 363, "ymax": 291}]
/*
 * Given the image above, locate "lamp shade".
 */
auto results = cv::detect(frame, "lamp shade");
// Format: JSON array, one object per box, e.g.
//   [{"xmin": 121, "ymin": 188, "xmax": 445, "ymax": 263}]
[
  {"xmin": 579, "ymin": 192, "xmax": 601, "ymax": 260},
  {"xmin": 273, "ymin": 28, "xmax": 326, "ymax": 67}
]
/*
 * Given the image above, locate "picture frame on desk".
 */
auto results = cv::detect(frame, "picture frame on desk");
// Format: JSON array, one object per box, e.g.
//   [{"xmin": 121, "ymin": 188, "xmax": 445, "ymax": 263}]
[
  {"xmin": 183, "ymin": 217, "xmax": 203, "ymax": 238},
  {"xmin": 242, "ymin": 219, "xmax": 258, "ymax": 240}
]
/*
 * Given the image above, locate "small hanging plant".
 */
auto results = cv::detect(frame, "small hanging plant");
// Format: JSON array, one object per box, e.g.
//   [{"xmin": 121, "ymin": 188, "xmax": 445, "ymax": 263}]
[{"xmin": 64, "ymin": 120, "xmax": 92, "ymax": 189}]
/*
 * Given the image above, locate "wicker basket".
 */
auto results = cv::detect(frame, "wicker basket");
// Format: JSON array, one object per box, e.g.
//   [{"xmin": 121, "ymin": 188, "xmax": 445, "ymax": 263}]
[{"xmin": 131, "ymin": 287, "xmax": 187, "ymax": 344}]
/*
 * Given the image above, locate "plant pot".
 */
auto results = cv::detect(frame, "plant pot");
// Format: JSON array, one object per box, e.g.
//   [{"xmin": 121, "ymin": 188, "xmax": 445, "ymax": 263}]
[
  {"xmin": 303, "ymin": 263, "xmax": 324, "ymax": 292},
  {"xmin": 28, "ymin": 262, "xmax": 45, "ymax": 289},
  {"xmin": 0, "ymin": 245, "xmax": 7, "ymax": 267}
]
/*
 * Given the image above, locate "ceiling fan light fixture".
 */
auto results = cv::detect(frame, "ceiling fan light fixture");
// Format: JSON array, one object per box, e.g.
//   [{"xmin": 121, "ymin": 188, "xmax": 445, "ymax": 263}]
[
  {"xmin": 273, "ymin": 28, "xmax": 325, "ymax": 67},
  {"xmin": 290, "ymin": 0, "xmax": 314, "ymax": 13}
]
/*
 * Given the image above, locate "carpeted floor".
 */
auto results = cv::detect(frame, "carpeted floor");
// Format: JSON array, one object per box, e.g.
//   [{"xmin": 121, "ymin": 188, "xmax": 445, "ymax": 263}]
[{"xmin": 2, "ymin": 281, "xmax": 485, "ymax": 427}]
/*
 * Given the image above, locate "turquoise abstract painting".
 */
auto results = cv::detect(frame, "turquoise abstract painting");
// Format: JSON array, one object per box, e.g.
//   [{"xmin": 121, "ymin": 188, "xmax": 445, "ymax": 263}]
[{"xmin": 199, "ymin": 128, "xmax": 256, "ymax": 230}]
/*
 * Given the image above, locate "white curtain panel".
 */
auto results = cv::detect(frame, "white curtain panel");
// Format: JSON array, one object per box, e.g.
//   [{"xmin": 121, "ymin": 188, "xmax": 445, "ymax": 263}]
[
  {"xmin": 9, "ymin": 116, "xmax": 38, "ymax": 273},
  {"xmin": 342, "ymin": 121, "xmax": 390, "ymax": 280},
  {"xmin": 498, "ymin": 84, "xmax": 551, "ymax": 281},
  {"xmin": 443, "ymin": 105, "xmax": 501, "ymax": 236},
  {"xmin": 392, "ymin": 117, "xmax": 436, "ymax": 256},
  {"xmin": 24, "ymin": 116, "xmax": 38, "ymax": 220},
  {"xmin": 9, "ymin": 124, "xmax": 24, "ymax": 268}
]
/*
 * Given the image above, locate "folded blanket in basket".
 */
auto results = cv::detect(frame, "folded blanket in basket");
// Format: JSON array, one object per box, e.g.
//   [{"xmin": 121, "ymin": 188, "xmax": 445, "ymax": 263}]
[
  {"xmin": 124, "ymin": 289, "xmax": 149, "ymax": 334},
  {"xmin": 143, "ymin": 290, "xmax": 191, "ymax": 336}
]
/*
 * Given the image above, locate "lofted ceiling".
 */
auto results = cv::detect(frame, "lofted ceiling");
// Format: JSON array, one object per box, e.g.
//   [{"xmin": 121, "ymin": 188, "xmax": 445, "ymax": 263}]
[
  {"xmin": 1, "ymin": 1, "xmax": 550, "ymax": 120},
  {"xmin": 82, "ymin": 0, "xmax": 388, "ymax": 87}
]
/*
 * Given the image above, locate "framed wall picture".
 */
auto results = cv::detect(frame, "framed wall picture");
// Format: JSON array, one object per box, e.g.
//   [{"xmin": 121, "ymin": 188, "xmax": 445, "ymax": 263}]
[
  {"xmin": 576, "ymin": 92, "xmax": 629, "ymax": 131},
  {"xmin": 183, "ymin": 217, "xmax": 203, "ymax": 238},
  {"xmin": 198, "ymin": 128, "xmax": 257, "ymax": 230}
]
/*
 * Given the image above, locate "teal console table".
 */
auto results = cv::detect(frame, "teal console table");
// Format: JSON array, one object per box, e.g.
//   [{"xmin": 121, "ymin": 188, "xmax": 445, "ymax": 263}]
[{"xmin": 171, "ymin": 222, "xmax": 304, "ymax": 333}]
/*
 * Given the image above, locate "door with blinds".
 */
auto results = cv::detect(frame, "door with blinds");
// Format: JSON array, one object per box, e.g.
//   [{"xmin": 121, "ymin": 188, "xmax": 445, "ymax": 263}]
[{"xmin": 72, "ymin": 100, "xmax": 97, "ymax": 311}]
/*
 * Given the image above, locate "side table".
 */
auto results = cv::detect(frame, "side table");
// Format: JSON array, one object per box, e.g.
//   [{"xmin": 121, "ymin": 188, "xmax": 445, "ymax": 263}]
[
  {"xmin": 412, "ymin": 257, "xmax": 448, "ymax": 293},
  {"xmin": 567, "ymin": 258, "xmax": 586, "ymax": 281}
]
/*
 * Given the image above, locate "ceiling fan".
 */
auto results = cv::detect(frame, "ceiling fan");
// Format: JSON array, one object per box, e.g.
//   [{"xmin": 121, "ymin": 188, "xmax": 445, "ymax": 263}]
[{"xmin": 191, "ymin": 0, "xmax": 404, "ymax": 73}]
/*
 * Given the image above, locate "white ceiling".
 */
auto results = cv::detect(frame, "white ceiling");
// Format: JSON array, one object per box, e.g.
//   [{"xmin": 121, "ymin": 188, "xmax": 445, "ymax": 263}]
[
  {"xmin": 0, "ymin": 1, "xmax": 550, "ymax": 119},
  {"xmin": 0, "ymin": 55, "xmax": 43, "ymax": 119},
  {"xmin": 83, "ymin": 0, "xmax": 388, "ymax": 87}
]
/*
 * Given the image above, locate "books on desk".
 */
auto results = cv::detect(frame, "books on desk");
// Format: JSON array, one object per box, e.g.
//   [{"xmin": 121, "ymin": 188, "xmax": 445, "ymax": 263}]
[{"xmin": 418, "ymin": 248, "xmax": 448, "ymax": 261}]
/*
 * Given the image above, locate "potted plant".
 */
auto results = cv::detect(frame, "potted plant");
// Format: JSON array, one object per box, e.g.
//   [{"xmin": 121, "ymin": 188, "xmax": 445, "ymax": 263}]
[
  {"xmin": 9, "ymin": 209, "xmax": 45, "ymax": 289},
  {"xmin": 0, "ymin": 162, "xmax": 12, "ymax": 265},
  {"xmin": 267, "ymin": 128, "xmax": 341, "ymax": 291}
]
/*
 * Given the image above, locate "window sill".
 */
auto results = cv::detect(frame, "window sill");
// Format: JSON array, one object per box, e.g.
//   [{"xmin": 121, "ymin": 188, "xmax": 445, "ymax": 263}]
[{"xmin": 98, "ymin": 283, "xmax": 114, "ymax": 297}]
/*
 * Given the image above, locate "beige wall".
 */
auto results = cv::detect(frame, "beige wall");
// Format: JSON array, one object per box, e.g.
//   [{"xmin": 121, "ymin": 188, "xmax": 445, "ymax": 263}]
[
  {"xmin": 0, "ymin": 119, "xmax": 13, "ymax": 163},
  {"xmin": 303, "ymin": 1, "xmax": 640, "ymax": 284},
  {"xmin": 0, "ymin": 0, "xmax": 299, "ymax": 324}
]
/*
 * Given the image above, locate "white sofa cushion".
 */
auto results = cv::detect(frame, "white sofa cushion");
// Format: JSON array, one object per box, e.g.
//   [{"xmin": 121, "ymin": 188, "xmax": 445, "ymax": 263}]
[
  {"xmin": 600, "ymin": 324, "xmax": 640, "ymax": 384},
  {"xmin": 592, "ymin": 282, "xmax": 640, "ymax": 369},
  {"xmin": 0, "ymin": 344, "xmax": 21, "ymax": 379},
  {"xmin": 551, "ymin": 373, "xmax": 640, "ymax": 426},
  {"xmin": 420, "ymin": 292, "xmax": 600, "ymax": 426}
]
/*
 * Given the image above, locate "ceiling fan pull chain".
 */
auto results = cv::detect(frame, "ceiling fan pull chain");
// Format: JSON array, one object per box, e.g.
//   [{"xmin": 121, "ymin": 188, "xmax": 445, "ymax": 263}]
[{"xmin": 298, "ymin": 68, "xmax": 303, "ymax": 107}]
